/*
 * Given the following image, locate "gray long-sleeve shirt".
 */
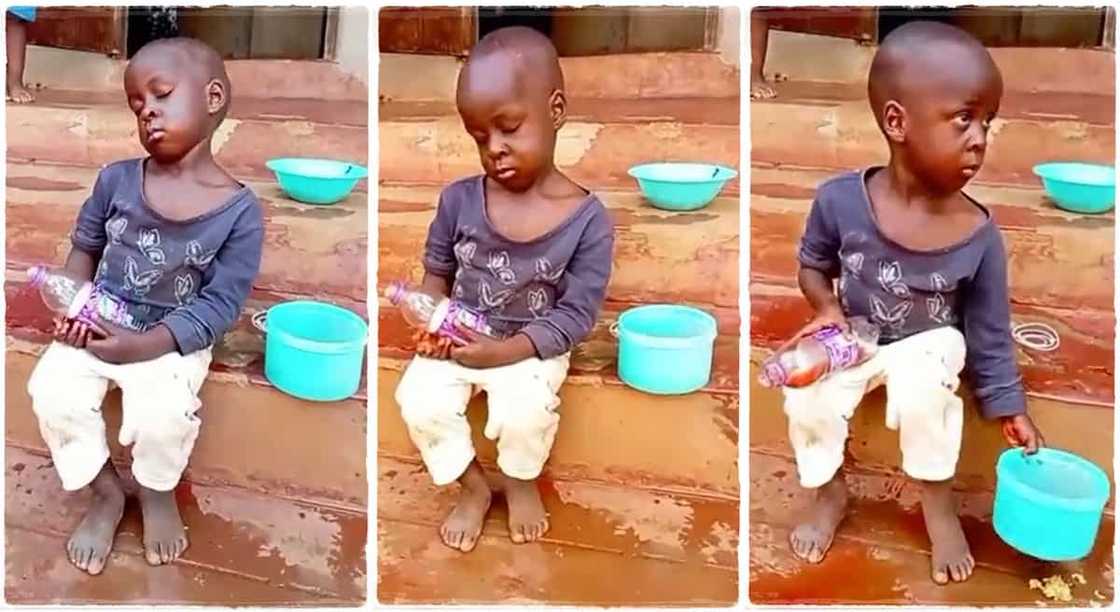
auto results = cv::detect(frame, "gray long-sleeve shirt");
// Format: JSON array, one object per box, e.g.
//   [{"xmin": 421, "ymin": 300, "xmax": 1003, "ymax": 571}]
[
  {"xmin": 70, "ymin": 158, "xmax": 264, "ymax": 355},
  {"xmin": 798, "ymin": 168, "xmax": 1025, "ymax": 419},
  {"xmin": 423, "ymin": 175, "xmax": 615, "ymax": 359}
]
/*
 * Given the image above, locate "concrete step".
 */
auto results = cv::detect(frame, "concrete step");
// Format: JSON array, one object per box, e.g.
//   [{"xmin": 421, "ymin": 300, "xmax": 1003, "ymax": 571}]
[
  {"xmin": 7, "ymin": 337, "xmax": 367, "ymax": 508},
  {"xmin": 379, "ymin": 96, "xmax": 740, "ymax": 192},
  {"xmin": 750, "ymin": 282, "xmax": 1114, "ymax": 405},
  {"xmin": 380, "ymin": 51, "xmax": 740, "ymax": 102},
  {"xmin": 378, "ymin": 182, "xmax": 740, "ymax": 311},
  {"xmin": 750, "ymin": 165, "xmax": 1114, "ymax": 314},
  {"xmin": 26, "ymin": 47, "xmax": 368, "ymax": 101},
  {"xmin": 378, "ymin": 455, "xmax": 736, "ymax": 605},
  {"xmin": 749, "ymin": 451, "xmax": 1114, "ymax": 606},
  {"xmin": 6, "ymin": 447, "xmax": 365, "ymax": 605},
  {"xmin": 7, "ymin": 160, "xmax": 367, "ymax": 304},
  {"xmin": 748, "ymin": 348, "xmax": 1114, "ymax": 493},
  {"xmin": 7, "ymin": 91, "xmax": 368, "ymax": 182},
  {"xmin": 378, "ymin": 356, "xmax": 738, "ymax": 497},
  {"xmin": 750, "ymin": 82, "xmax": 1113, "ymax": 186},
  {"xmin": 765, "ymin": 30, "xmax": 1116, "ymax": 96}
]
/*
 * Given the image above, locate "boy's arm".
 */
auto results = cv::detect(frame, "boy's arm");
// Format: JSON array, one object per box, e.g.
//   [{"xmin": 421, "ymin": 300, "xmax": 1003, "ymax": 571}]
[
  {"xmin": 795, "ymin": 194, "xmax": 846, "ymax": 334},
  {"xmin": 962, "ymin": 229, "xmax": 1042, "ymax": 452},
  {"xmin": 160, "ymin": 204, "xmax": 265, "ymax": 357},
  {"xmin": 516, "ymin": 209, "xmax": 614, "ymax": 360}
]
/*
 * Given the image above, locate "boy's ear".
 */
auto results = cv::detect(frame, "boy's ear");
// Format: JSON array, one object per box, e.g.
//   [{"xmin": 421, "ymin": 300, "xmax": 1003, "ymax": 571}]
[
  {"xmin": 549, "ymin": 89, "xmax": 567, "ymax": 130},
  {"xmin": 882, "ymin": 100, "xmax": 906, "ymax": 144},
  {"xmin": 206, "ymin": 79, "xmax": 228, "ymax": 116}
]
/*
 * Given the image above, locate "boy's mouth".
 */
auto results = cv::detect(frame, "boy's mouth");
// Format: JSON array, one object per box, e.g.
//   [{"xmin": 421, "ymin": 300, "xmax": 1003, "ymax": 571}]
[
  {"xmin": 961, "ymin": 164, "xmax": 980, "ymax": 177},
  {"xmin": 146, "ymin": 129, "xmax": 166, "ymax": 144},
  {"xmin": 495, "ymin": 167, "xmax": 516, "ymax": 180}
]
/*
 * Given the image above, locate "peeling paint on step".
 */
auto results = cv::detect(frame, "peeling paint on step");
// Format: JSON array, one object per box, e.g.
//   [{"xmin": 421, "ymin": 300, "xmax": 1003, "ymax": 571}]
[
  {"xmin": 211, "ymin": 118, "xmax": 240, "ymax": 154},
  {"xmin": 553, "ymin": 481, "xmax": 694, "ymax": 550},
  {"xmin": 555, "ymin": 123, "xmax": 603, "ymax": 166}
]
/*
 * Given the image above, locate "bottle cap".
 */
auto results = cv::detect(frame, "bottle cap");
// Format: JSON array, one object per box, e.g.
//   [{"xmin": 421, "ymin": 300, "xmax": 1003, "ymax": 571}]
[
  {"xmin": 26, "ymin": 265, "xmax": 46, "ymax": 288},
  {"xmin": 384, "ymin": 281, "xmax": 404, "ymax": 304}
]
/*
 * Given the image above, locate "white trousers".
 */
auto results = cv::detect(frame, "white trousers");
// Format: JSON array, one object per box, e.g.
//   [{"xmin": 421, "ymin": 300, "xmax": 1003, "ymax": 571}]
[
  {"xmin": 783, "ymin": 326, "xmax": 967, "ymax": 488},
  {"xmin": 394, "ymin": 354, "xmax": 571, "ymax": 485},
  {"xmin": 28, "ymin": 343, "xmax": 212, "ymax": 492}
]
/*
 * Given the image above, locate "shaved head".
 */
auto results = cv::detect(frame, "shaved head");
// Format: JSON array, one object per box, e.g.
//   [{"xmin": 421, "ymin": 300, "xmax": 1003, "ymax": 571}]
[
  {"xmin": 458, "ymin": 26, "xmax": 563, "ymax": 104},
  {"xmin": 868, "ymin": 21, "xmax": 1000, "ymax": 129}
]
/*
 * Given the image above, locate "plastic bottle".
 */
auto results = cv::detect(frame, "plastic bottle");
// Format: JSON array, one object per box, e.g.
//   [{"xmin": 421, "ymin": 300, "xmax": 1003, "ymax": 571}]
[
  {"xmin": 759, "ymin": 316, "xmax": 880, "ymax": 388},
  {"xmin": 384, "ymin": 281, "xmax": 496, "ymax": 346},
  {"xmin": 26, "ymin": 264, "xmax": 136, "ymax": 330}
]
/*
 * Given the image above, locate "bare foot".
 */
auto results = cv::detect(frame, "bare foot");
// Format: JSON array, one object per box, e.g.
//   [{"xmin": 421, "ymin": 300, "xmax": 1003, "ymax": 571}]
[
  {"xmin": 439, "ymin": 460, "xmax": 492, "ymax": 553},
  {"xmin": 6, "ymin": 78, "xmax": 33, "ymax": 103},
  {"xmin": 921, "ymin": 479, "xmax": 974, "ymax": 585},
  {"xmin": 502, "ymin": 474, "xmax": 549, "ymax": 544},
  {"xmin": 789, "ymin": 474, "xmax": 848, "ymax": 563},
  {"xmin": 67, "ymin": 461, "xmax": 126, "ymax": 576},
  {"xmin": 139, "ymin": 486, "xmax": 188, "ymax": 565},
  {"xmin": 750, "ymin": 71, "xmax": 777, "ymax": 100}
]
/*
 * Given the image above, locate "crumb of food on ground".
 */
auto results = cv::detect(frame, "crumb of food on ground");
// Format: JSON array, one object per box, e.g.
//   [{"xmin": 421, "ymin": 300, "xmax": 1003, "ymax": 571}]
[
  {"xmin": 1072, "ymin": 573, "xmax": 1087, "ymax": 585},
  {"xmin": 773, "ymin": 72, "xmax": 790, "ymax": 83},
  {"xmin": 1029, "ymin": 575, "xmax": 1073, "ymax": 602},
  {"xmin": 1089, "ymin": 600, "xmax": 1102, "ymax": 608},
  {"xmin": 1094, "ymin": 590, "xmax": 1106, "ymax": 600}
]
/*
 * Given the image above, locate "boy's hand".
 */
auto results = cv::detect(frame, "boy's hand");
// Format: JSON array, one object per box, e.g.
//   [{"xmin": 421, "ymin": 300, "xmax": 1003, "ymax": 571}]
[
  {"xmin": 450, "ymin": 328, "xmax": 535, "ymax": 369},
  {"xmin": 413, "ymin": 330, "xmax": 453, "ymax": 360},
  {"xmin": 796, "ymin": 303, "xmax": 849, "ymax": 339},
  {"xmin": 88, "ymin": 322, "xmax": 176, "ymax": 365},
  {"xmin": 53, "ymin": 316, "xmax": 100, "ymax": 349},
  {"xmin": 1000, "ymin": 413, "xmax": 1044, "ymax": 454}
]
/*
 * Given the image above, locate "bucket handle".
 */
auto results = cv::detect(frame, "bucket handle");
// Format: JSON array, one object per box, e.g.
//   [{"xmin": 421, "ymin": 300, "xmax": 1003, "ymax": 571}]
[{"xmin": 251, "ymin": 310, "xmax": 267, "ymax": 334}]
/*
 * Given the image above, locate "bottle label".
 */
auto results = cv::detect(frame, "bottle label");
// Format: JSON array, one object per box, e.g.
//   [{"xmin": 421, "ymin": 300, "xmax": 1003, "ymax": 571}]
[
  {"xmin": 437, "ymin": 301, "xmax": 495, "ymax": 345},
  {"xmin": 77, "ymin": 287, "xmax": 141, "ymax": 331},
  {"xmin": 814, "ymin": 326, "xmax": 861, "ymax": 373}
]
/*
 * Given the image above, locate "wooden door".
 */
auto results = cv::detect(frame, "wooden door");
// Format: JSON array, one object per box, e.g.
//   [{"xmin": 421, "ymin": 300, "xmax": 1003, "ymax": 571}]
[
  {"xmin": 26, "ymin": 7, "xmax": 127, "ymax": 57},
  {"xmin": 379, "ymin": 7, "xmax": 476, "ymax": 55}
]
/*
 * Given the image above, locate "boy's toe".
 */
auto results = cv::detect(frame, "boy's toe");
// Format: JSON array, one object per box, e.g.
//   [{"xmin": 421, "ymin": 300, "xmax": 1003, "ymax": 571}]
[
  {"xmin": 87, "ymin": 554, "xmax": 107, "ymax": 576},
  {"xmin": 932, "ymin": 565, "xmax": 950, "ymax": 585},
  {"xmin": 145, "ymin": 546, "xmax": 161, "ymax": 566},
  {"xmin": 459, "ymin": 532, "xmax": 479, "ymax": 553}
]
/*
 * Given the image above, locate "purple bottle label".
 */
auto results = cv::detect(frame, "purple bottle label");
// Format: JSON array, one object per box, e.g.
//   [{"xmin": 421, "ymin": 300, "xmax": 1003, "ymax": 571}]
[
  {"xmin": 76, "ymin": 287, "xmax": 140, "ymax": 331},
  {"xmin": 436, "ymin": 300, "xmax": 496, "ymax": 345},
  {"xmin": 813, "ymin": 326, "xmax": 861, "ymax": 373}
]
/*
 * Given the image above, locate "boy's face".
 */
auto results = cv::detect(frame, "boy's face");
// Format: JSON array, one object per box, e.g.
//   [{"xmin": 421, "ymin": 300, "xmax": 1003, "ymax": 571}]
[
  {"xmin": 456, "ymin": 53, "xmax": 560, "ymax": 193},
  {"xmin": 124, "ymin": 49, "xmax": 214, "ymax": 162},
  {"xmin": 895, "ymin": 59, "xmax": 1003, "ymax": 193}
]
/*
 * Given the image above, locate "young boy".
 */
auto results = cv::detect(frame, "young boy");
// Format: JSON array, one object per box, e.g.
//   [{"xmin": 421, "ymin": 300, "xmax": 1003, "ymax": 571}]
[
  {"xmin": 7, "ymin": 6, "xmax": 36, "ymax": 103},
  {"xmin": 27, "ymin": 37, "xmax": 263, "ymax": 575},
  {"xmin": 394, "ymin": 26, "xmax": 614, "ymax": 553},
  {"xmin": 782, "ymin": 21, "xmax": 1043, "ymax": 585}
]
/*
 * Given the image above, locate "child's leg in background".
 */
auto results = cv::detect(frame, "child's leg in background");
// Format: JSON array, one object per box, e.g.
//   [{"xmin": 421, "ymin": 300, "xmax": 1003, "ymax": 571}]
[
  {"xmin": 481, "ymin": 354, "xmax": 569, "ymax": 544},
  {"xmin": 6, "ymin": 7, "xmax": 35, "ymax": 103},
  {"xmin": 750, "ymin": 9, "xmax": 776, "ymax": 100},
  {"xmin": 782, "ymin": 359, "xmax": 879, "ymax": 563},
  {"xmin": 116, "ymin": 348, "xmax": 212, "ymax": 566},
  {"xmin": 395, "ymin": 357, "xmax": 488, "ymax": 552},
  {"xmin": 28, "ymin": 343, "xmax": 124, "ymax": 575},
  {"xmin": 882, "ymin": 326, "xmax": 970, "ymax": 584}
]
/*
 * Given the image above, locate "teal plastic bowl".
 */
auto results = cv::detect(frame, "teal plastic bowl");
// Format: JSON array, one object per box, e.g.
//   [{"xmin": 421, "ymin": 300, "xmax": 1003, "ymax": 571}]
[
  {"xmin": 1033, "ymin": 162, "xmax": 1115, "ymax": 214},
  {"xmin": 993, "ymin": 447, "xmax": 1110, "ymax": 561},
  {"xmin": 614, "ymin": 304, "xmax": 717, "ymax": 395},
  {"xmin": 266, "ymin": 158, "xmax": 368, "ymax": 205},
  {"xmin": 628, "ymin": 163, "xmax": 738, "ymax": 211},
  {"xmin": 258, "ymin": 301, "xmax": 368, "ymax": 402}
]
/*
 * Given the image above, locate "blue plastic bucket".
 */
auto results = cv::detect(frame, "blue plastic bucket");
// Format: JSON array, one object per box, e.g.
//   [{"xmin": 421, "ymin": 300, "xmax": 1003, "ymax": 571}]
[
  {"xmin": 993, "ymin": 447, "xmax": 1111, "ymax": 561},
  {"xmin": 614, "ymin": 304, "xmax": 717, "ymax": 395},
  {"xmin": 255, "ymin": 301, "xmax": 368, "ymax": 402}
]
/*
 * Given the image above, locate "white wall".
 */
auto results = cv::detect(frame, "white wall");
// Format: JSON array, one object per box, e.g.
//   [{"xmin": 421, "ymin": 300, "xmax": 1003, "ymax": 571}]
[
  {"xmin": 717, "ymin": 6, "xmax": 740, "ymax": 67},
  {"xmin": 335, "ymin": 6, "xmax": 369, "ymax": 84}
]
